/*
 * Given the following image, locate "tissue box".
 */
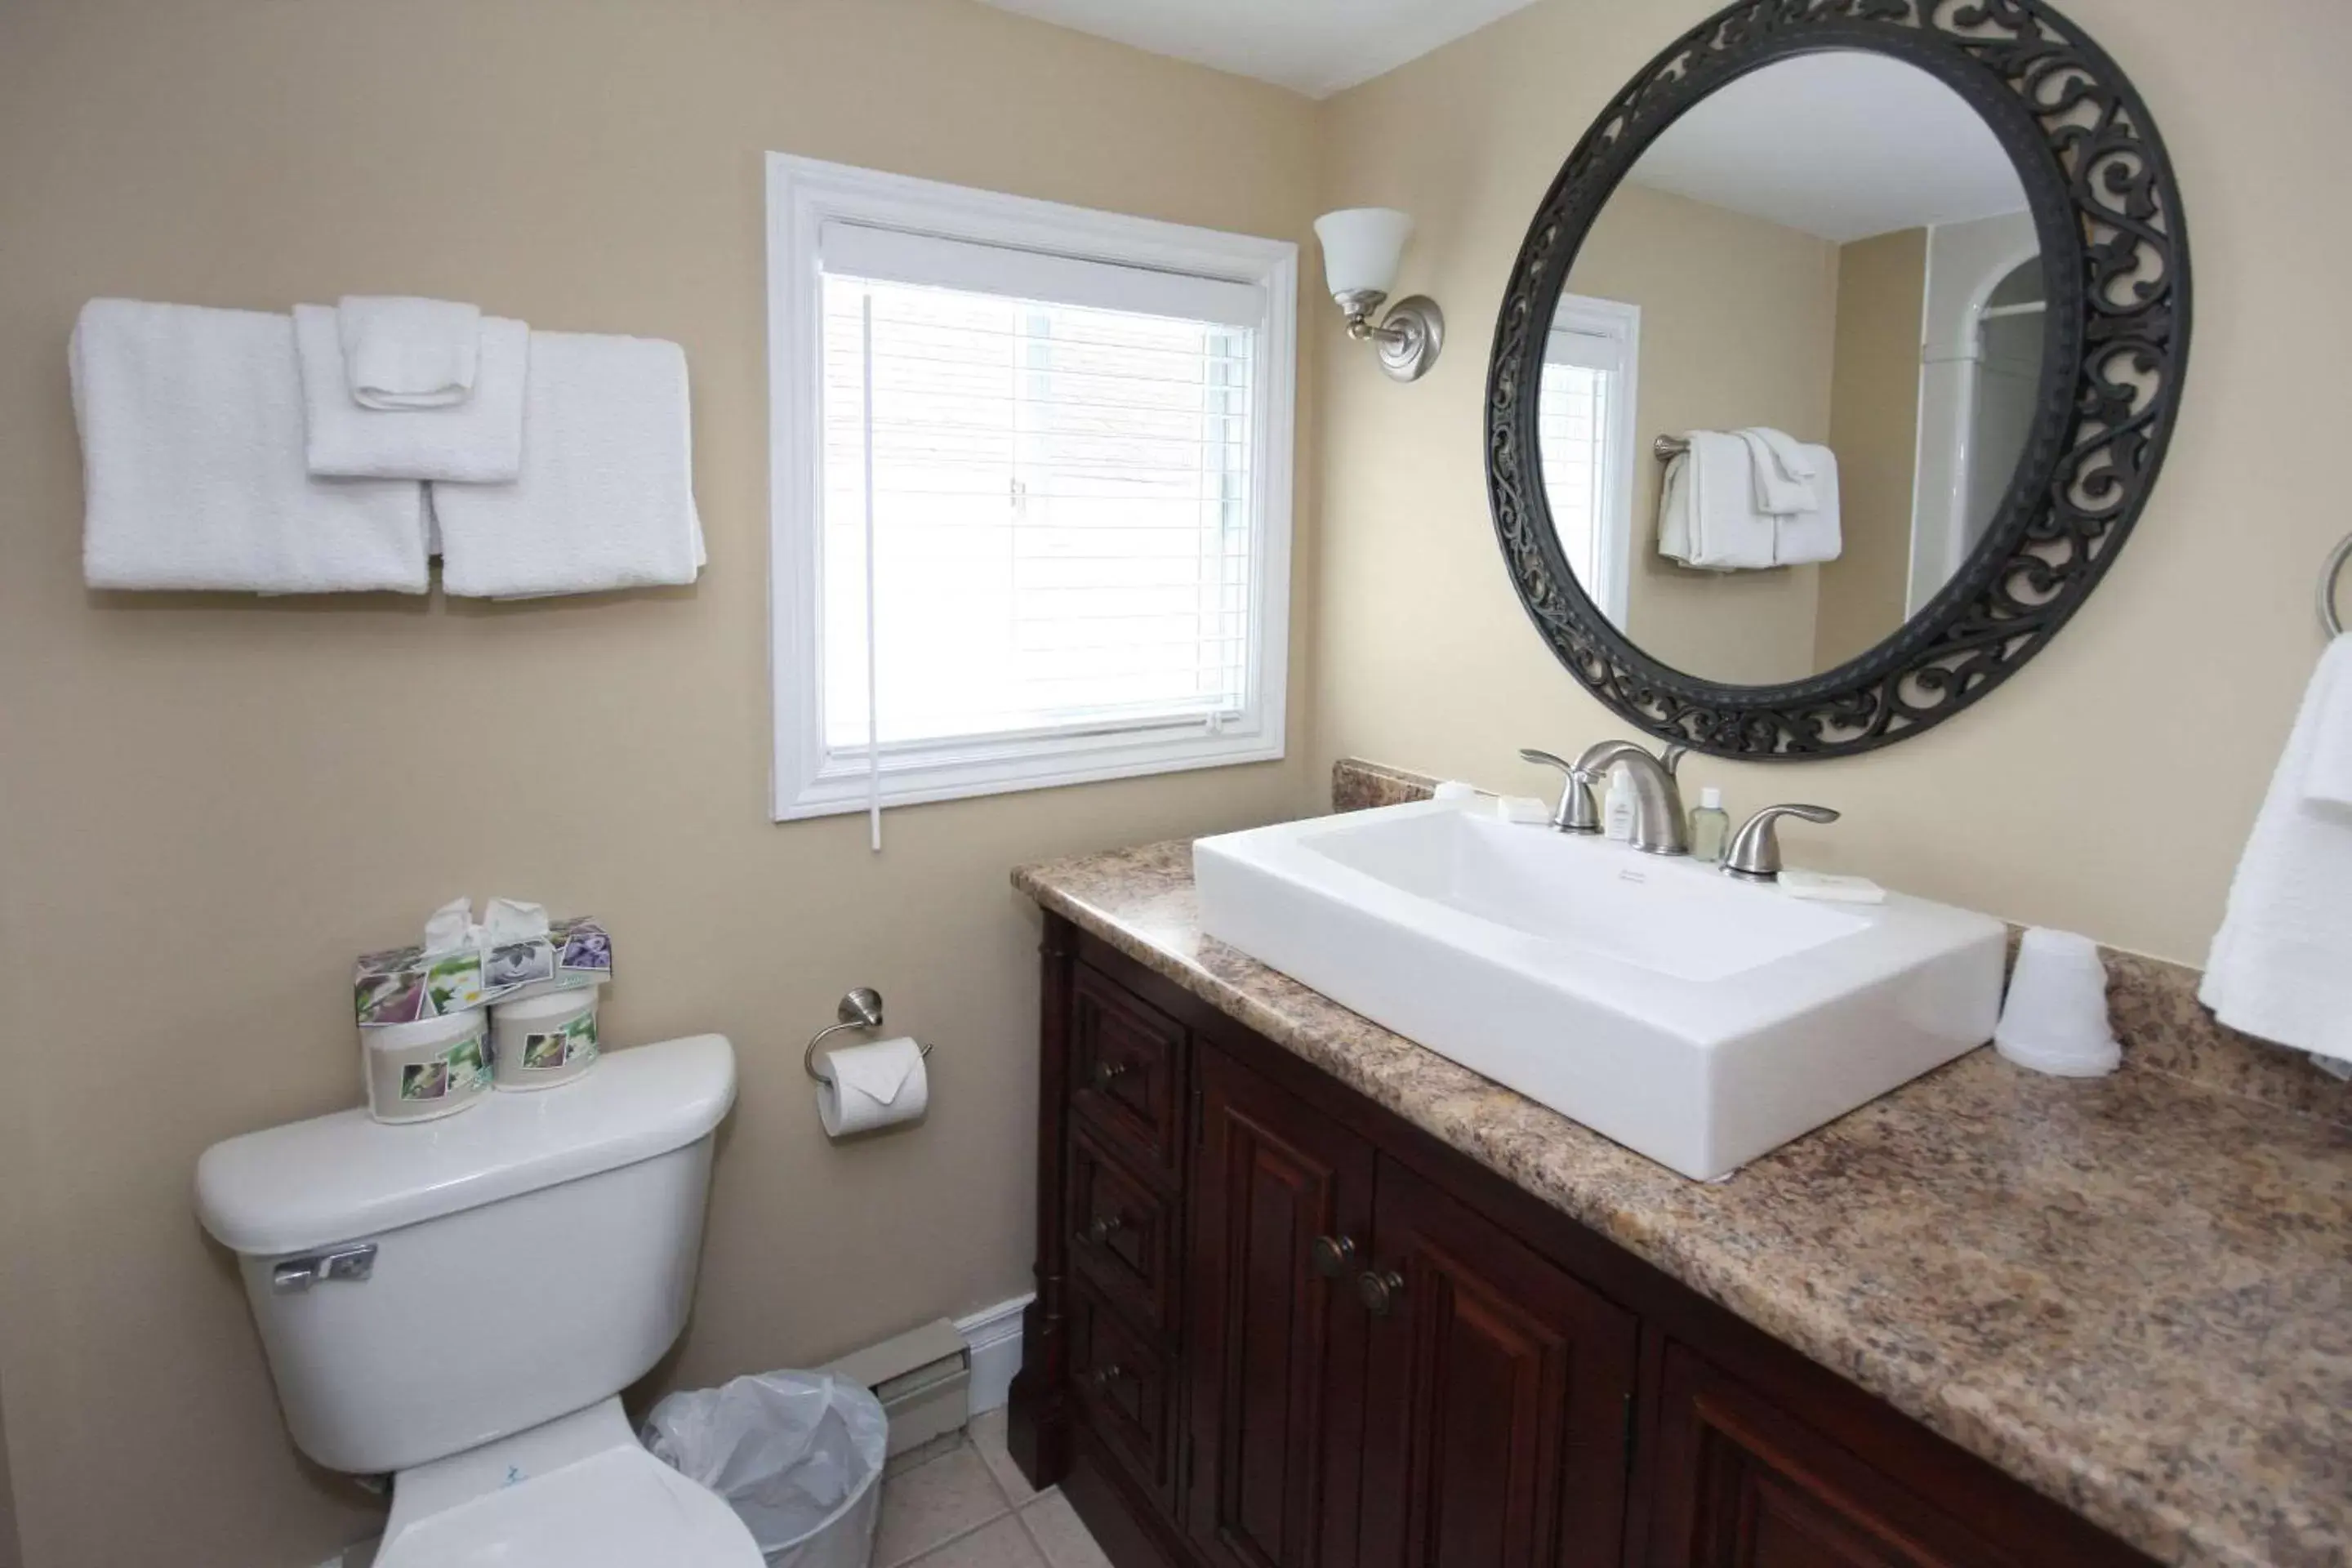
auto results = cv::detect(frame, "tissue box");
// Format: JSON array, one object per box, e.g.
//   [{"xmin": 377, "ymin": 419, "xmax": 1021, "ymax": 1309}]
[{"xmin": 355, "ymin": 915, "xmax": 612, "ymax": 1027}]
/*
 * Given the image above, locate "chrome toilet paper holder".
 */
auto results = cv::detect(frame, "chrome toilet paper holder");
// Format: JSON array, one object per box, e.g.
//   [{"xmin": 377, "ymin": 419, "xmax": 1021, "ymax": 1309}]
[{"xmin": 803, "ymin": 987, "xmax": 933, "ymax": 1085}]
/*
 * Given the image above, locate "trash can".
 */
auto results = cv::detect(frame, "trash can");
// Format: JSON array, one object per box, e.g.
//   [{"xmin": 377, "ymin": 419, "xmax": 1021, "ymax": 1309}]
[{"xmin": 644, "ymin": 1370, "xmax": 889, "ymax": 1568}]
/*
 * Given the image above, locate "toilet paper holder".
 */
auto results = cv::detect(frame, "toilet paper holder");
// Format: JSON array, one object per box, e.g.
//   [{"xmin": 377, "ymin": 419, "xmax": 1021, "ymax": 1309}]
[{"xmin": 802, "ymin": 987, "xmax": 933, "ymax": 1085}]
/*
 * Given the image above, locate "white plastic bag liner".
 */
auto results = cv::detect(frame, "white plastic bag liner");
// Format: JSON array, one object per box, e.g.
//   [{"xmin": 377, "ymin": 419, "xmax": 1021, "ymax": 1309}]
[{"xmin": 644, "ymin": 1370, "xmax": 889, "ymax": 1568}]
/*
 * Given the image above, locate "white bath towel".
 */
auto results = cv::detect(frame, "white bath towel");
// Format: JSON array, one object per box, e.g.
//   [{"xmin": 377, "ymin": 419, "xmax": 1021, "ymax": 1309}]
[
  {"xmin": 1732, "ymin": 426, "xmax": 1820, "ymax": 514},
  {"xmin": 433, "ymin": 330, "xmax": 704, "ymax": 598},
  {"xmin": 1772, "ymin": 444, "xmax": 1842, "ymax": 565},
  {"xmin": 338, "ymin": 295, "xmax": 482, "ymax": 409},
  {"xmin": 296, "ymin": 306, "xmax": 527, "ymax": 483},
  {"xmin": 2199, "ymin": 636, "xmax": 2352, "ymax": 1063},
  {"xmin": 1658, "ymin": 431, "xmax": 1776, "ymax": 570},
  {"xmin": 70, "ymin": 298, "xmax": 428, "ymax": 594}
]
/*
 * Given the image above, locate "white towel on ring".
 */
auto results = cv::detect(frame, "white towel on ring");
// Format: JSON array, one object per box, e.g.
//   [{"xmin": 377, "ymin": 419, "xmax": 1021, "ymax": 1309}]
[
  {"xmin": 432, "ymin": 330, "xmax": 704, "ymax": 598},
  {"xmin": 70, "ymin": 298, "xmax": 427, "ymax": 594},
  {"xmin": 2200, "ymin": 635, "xmax": 2352, "ymax": 1063},
  {"xmin": 296, "ymin": 306, "xmax": 527, "ymax": 483},
  {"xmin": 338, "ymin": 295, "xmax": 482, "ymax": 409}
]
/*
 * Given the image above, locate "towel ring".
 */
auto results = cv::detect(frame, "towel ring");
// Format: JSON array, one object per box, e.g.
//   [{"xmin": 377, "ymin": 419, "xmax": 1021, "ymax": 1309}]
[
  {"xmin": 2323, "ymin": 532, "xmax": 2352, "ymax": 638},
  {"xmin": 802, "ymin": 987, "xmax": 933, "ymax": 1085}
]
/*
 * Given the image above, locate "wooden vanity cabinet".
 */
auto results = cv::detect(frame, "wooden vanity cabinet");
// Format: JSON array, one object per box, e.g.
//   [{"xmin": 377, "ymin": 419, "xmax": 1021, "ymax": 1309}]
[{"xmin": 1009, "ymin": 917, "xmax": 2152, "ymax": 1568}]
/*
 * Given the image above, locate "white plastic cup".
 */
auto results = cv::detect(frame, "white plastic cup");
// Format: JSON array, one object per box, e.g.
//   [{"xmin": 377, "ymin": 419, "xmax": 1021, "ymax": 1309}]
[
  {"xmin": 1994, "ymin": 929, "xmax": 2119, "ymax": 1076},
  {"xmin": 363, "ymin": 1010, "xmax": 492, "ymax": 1124},
  {"xmin": 491, "ymin": 986, "xmax": 601, "ymax": 1090}
]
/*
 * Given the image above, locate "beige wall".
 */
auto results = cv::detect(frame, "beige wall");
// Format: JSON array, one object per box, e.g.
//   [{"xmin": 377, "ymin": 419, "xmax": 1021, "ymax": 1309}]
[
  {"xmin": 1567, "ymin": 185, "xmax": 1838, "ymax": 684},
  {"xmin": 1312, "ymin": 0, "xmax": 2352, "ymax": 964},
  {"xmin": 0, "ymin": 1379, "xmax": 16, "ymax": 1568},
  {"xmin": 1818, "ymin": 225, "xmax": 1928, "ymax": 670},
  {"xmin": 0, "ymin": 3, "xmax": 1318, "ymax": 1565}
]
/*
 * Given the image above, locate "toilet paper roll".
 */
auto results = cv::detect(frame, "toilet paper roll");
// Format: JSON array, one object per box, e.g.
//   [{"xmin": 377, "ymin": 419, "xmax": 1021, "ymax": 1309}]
[
  {"xmin": 816, "ymin": 1036, "xmax": 929, "ymax": 1138},
  {"xmin": 363, "ymin": 1010, "xmax": 492, "ymax": 1124}
]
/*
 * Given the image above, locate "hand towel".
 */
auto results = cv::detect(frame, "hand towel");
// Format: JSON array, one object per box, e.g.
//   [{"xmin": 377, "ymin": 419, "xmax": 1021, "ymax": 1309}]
[
  {"xmin": 1732, "ymin": 426, "xmax": 1820, "ymax": 514},
  {"xmin": 1658, "ymin": 431, "xmax": 1776, "ymax": 570},
  {"xmin": 433, "ymin": 330, "xmax": 704, "ymax": 598},
  {"xmin": 2199, "ymin": 636, "xmax": 2352, "ymax": 1063},
  {"xmin": 71, "ymin": 298, "xmax": 428, "ymax": 594},
  {"xmin": 2301, "ymin": 636, "xmax": 2352, "ymax": 813},
  {"xmin": 296, "ymin": 305, "xmax": 527, "ymax": 482},
  {"xmin": 1773, "ymin": 444, "xmax": 1842, "ymax": 565},
  {"xmin": 338, "ymin": 295, "xmax": 481, "ymax": 409}
]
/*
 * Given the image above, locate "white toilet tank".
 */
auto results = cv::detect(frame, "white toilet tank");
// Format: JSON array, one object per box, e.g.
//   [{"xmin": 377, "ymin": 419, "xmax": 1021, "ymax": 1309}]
[{"xmin": 196, "ymin": 1033, "xmax": 737, "ymax": 1477}]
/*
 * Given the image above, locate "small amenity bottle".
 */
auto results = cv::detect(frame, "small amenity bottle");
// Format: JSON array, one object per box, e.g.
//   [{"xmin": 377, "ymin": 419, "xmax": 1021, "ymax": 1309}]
[
  {"xmin": 1603, "ymin": 773, "xmax": 1636, "ymax": 843},
  {"xmin": 1688, "ymin": 786, "xmax": 1731, "ymax": 865}
]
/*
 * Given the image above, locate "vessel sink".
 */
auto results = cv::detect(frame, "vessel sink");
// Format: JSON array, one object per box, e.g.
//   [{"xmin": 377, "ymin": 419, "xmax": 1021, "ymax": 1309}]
[{"xmin": 1193, "ymin": 800, "xmax": 2006, "ymax": 1179}]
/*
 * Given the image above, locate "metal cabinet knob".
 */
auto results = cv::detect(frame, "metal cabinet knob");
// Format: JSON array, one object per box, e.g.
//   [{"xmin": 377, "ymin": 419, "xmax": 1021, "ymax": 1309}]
[
  {"xmin": 1309, "ymin": 1234, "xmax": 1359, "ymax": 1279},
  {"xmin": 1090, "ymin": 1058, "xmax": 1131, "ymax": 1091},
  {"xmin": 1085, "ymin": 1214, "xmax": 1125, "ymax": 1245},
  {"xmin": 1089, "ymin": 1363, "xmax": 1125, "ymax": 1392},
  {"xmin": 1356, "ymin": 1268, "xmax": 1405, "ymax": 1317}
]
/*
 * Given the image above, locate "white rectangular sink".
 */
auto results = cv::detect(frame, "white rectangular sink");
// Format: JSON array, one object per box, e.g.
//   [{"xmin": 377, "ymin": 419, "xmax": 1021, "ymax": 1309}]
[{"xmin": 1194, "ymin": 800, "xmax": 2006, "ymax": 1179}]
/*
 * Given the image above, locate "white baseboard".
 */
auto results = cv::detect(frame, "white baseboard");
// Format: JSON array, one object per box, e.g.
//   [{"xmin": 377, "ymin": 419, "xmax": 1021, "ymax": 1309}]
[{"xmin": 954, "ymin": 1293, "xmax": 1032, "ymax": 1416}]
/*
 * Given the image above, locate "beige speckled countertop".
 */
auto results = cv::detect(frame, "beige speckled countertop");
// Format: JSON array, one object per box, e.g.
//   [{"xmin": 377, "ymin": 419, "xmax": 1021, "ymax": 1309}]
[{"xmin": 1014, "ymin": 839, "xmax": 2351, "ymax": 1568}]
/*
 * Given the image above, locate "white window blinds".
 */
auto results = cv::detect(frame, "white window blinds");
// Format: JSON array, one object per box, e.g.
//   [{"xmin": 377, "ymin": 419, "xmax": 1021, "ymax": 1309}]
[
  {"xmin": 817, "ymin": 266, "xmax": 1258, "ymax": 754},
  {"xmin": 768, "ymin": 154, "xmax": 1295, "ymax": 823}
]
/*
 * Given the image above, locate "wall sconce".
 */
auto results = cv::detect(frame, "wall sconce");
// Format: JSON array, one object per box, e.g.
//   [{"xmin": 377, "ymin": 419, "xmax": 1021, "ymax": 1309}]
[{"xmin": 1314, "ymin": 207, "xmax": 1443, "ymax": 383}]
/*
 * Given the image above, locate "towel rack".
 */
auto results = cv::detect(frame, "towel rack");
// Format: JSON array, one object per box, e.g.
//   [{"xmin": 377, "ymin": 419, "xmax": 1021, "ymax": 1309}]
[
  {"xmin": 1654, "ymin": 434, "xmax": 1690, "ymax": 461},
  {"xmin": 2323, "ymin": 532, "xmax": 2352, "ymax": 638}
]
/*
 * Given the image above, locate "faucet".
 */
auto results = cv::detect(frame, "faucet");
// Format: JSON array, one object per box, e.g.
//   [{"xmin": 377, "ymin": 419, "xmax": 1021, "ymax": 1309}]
[
  {"xmin": 1720, "ymin": 804, "xmax": 1841, "ymax": 881},
  {"xmin": 1574, "ymin": 739, "xmax": 1690, "ymax": 855}
]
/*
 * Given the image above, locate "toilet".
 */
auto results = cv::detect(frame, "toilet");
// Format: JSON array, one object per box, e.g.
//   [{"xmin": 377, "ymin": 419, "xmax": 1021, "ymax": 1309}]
[{"xmin": 195, "ymin": 1033, "xmax": 763, "ymax": 1567}]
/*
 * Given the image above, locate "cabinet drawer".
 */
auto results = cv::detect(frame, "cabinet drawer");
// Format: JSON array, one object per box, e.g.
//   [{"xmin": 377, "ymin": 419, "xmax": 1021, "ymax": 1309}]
[
  {"xmin": 1070, "ymin": 1125, "xmax": 1179, "ymax": 1336},
  {"xmin": 1071, "ymin": 963, "xmax": 1186, "ymax": 1184},
  {"xmin": 1070, "ymin": 1279, "xmax": 1178, "ymax": 1512}
]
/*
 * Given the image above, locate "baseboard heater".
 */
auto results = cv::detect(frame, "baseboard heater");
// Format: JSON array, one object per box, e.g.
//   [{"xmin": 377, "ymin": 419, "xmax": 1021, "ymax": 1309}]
[{"xmin": 822, "ymin": 1317, "xmax": 971, "ymax": 1457}]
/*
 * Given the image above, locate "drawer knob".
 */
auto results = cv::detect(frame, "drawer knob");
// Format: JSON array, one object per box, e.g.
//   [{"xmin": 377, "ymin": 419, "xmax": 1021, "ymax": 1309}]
[
  {"xmin": 1089, "ymin": 1363, "xmax": 1126, "ymax": 1391},
  {"xmin": 1309, "ymin": 1234, "xmax": 1358, "ymax": 1279},
  {"xmin": 1356, "ymin": 1268, "xmax": 1405, "ymax": 1317},
  {"xmin": 1090, "ymin": 1059, "xmax": 1133, "ymax": 1091},
  {"xmin": 1085, "ymin": 1213, "xmax": 1126, "ymax": 1245}
]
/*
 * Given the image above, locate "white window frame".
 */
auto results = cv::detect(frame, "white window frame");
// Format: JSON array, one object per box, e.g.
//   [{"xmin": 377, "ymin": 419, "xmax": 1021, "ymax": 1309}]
[
  {"xmin": 1541, "ymin": 296, "xmax": 1640, "ymax": 626},
  {"xmin": 766, "ymin": 154, "xmax": 1296, "ymax": 823}
]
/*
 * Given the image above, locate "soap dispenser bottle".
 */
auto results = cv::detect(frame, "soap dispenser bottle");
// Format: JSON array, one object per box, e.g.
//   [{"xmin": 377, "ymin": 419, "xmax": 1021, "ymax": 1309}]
[
  {"xmin": 1602, "ymin": 771, "xmax": 1637, "ymax": 844},
  {"xmin": 1689, "ymin": 786, "xmax": 1731, "ymax": 865}
]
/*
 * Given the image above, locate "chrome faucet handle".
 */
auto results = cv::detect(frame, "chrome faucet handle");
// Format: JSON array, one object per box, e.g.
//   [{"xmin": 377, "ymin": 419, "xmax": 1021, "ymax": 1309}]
[
  {"xmin": 1722, "ymin": 804, "xmax": 1842, "ymax": 882},
  {"xmin": 1517, "ymin": 748, "xmax": 1601, "ymax": 834}
]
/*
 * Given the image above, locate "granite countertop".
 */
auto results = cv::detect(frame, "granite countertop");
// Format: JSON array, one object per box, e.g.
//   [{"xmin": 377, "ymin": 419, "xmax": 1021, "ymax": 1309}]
[{"xmin": 1014, "ymin": 840, "xmax": 2351, "ymax": 1568}]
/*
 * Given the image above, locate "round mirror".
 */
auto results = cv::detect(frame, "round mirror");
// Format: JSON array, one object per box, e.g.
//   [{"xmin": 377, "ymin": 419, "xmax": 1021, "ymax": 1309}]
[{"xmin": 1490, "ymin": 4, "xmax": 2187, "ymax": 757}]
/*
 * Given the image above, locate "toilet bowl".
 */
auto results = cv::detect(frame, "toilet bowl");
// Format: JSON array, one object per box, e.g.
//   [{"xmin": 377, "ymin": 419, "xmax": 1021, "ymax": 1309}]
[{"xmin": 196, "ymin": 1032, "xmax": 761, "ymax": 1566}]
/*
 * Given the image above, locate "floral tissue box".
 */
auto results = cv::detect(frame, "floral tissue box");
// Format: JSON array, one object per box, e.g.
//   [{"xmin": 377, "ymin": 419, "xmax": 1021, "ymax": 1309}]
[{"xmin": 354, "ymin": 916, "xmax": 612, "ymax": 1027}]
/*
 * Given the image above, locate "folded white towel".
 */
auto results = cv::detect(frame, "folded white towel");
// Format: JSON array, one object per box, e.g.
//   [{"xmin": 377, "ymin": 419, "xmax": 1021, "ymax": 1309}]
[
  {"xmin": 338, "ymin": 295, "xmax": 482, "ymax": 409},
  {"xmin": 2199, "ymin": 636, "xmax": 2352, "ymax": 1063},
  {"xmin": 1659, "ymin": 431, "xmax": 1776, "ymax": 570},
  {"xmin": 1772, "ymin": 444, "xmax": 1842, "ymax": 565},
  {"xmin": 2301, "ymin": 638, "xmax": 2352, "ymax": 813},
  {"xmin": 71, "ymin": 298, "xmax": 428, "ymax": 594},
  {"xmin": 433, "ymin": 330, "xmax": 704, "ymax": 598},
  {"xmin": 1733, "ymin": 427, "xmax": 1820, "ymax": 514},
  {"xmin": 296, "ymin": 305, "xmax": 527, "ymax": 483}
]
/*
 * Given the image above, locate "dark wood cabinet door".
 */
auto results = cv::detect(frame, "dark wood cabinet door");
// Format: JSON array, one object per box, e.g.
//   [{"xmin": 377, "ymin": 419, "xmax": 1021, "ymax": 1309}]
[
  {"xmin": 1356, "ymin": 1159, "xmax": 1637, "ymax": 1568},
  {"xmin": 1187, "ymin": 1045, "xmax": 1375, "ymax": 1568},
  {"xmin": 1646, "ymin": 1342, "xmax": 2015, "ymax": 1568}
]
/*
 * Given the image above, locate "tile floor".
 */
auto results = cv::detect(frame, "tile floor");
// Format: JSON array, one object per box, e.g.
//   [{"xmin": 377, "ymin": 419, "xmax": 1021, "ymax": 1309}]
[{"xmin": 871, "ymin": 1408, "xmax": 1111, "ymax": 1568}]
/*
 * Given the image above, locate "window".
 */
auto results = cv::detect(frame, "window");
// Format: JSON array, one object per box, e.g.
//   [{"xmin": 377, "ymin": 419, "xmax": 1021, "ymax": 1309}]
[
  {"xmin": 1537, "ymin": 296, "xmax": 1638, "ymax": 625},
  {"xmin": 767, "ymin": 155, "xmax": 1296, "ymax": 822}
]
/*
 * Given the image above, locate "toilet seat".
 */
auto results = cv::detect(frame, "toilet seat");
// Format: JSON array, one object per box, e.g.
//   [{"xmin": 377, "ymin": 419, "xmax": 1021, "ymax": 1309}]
[{"xmin": 374, "ymin": 1398, "xmax": 764, "ymax": 1568}]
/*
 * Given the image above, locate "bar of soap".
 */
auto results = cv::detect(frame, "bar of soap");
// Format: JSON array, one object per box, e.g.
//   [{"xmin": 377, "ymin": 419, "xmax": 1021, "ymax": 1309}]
[
  {"xmin": 1777, "ymin": 869, "xmax": 1886, "ymax": 904},
  {"xmin": 1493, "ymin": 795, "xmax": 1551, "ymax": 826}
]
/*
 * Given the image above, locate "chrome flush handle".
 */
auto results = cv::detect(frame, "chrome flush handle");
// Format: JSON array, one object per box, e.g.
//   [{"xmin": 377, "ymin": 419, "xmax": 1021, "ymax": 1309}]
[{"xmin": 272, "ymin": 1242, "xmax": 378, "ymax": 1294}]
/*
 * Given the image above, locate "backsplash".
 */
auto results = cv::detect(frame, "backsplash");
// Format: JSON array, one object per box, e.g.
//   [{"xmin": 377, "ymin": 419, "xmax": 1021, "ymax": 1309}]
[{"xmin": 1330, "ymin": 759, "xmax": 2352, "ymax": 1129}]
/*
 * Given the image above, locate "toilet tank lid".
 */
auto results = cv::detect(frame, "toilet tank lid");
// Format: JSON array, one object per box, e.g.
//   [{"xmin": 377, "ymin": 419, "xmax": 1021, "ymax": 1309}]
[{"xmin": 196, "ymin": 1034, "xmax": 737, "ymax": 1258}]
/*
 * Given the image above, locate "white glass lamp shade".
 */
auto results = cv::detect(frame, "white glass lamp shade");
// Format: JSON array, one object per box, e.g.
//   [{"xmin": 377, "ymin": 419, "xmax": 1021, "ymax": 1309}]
[{"xmin": 1314, "ymin": 207, "xmax": 1414, "ymax": 299}]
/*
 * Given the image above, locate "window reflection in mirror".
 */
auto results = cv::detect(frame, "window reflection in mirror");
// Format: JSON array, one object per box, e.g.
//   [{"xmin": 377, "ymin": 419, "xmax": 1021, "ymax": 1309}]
[{"xmin": 1538, "ymin": 51, "xmax": 2038, "ymax": 685}]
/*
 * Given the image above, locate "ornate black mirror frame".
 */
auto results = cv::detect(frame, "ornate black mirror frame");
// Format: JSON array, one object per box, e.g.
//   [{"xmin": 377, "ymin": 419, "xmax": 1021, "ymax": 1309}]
[{"xmin": 1485, "ymin": 0, "xmax": 2189, "ymax": 758}]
